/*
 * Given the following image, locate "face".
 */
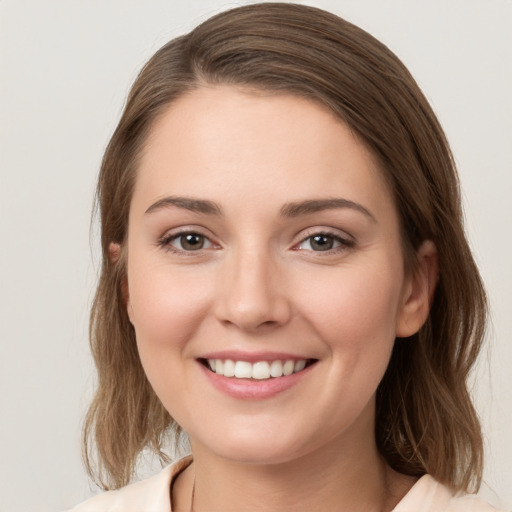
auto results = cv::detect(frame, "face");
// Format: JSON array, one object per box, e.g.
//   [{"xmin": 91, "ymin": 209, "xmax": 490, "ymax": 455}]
[{"xmin": 124, "ymin": 86, "xmax": 427, "ymax": 465}]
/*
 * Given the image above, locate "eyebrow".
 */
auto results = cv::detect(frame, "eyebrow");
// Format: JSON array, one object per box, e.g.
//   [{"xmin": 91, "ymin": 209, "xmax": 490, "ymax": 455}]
[
  {"xmin": 145, "ymin": 196, "xmax": 222, "ymax": 216},
  {"xmin": 144, "ymin": 195, "xmax": 375, "ymax": 221},
  {"xmin": 280, "ymin": 198, "xmax": 376, "ymax": 221}
]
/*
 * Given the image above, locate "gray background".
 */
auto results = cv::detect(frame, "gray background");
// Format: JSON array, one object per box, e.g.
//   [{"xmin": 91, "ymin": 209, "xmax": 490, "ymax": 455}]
[{"xmin": 0, "ymin": 1, "xmax": 511, "ymax": 510}]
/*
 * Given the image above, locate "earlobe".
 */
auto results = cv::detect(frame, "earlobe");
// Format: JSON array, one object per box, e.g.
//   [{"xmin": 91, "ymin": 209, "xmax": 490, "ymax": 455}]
[
  {"xmin": 108, "ymin": 242, "xmax": 121, "ymax": 263},
  {"xmin": 396, "ymin": 240, "xmax": 438, "ymax": 338}
]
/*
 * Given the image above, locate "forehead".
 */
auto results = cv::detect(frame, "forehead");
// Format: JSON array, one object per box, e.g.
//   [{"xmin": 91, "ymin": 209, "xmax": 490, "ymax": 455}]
[{"xmin": 132, "ymin": 85, "xmax": 395, "ymax": 221}]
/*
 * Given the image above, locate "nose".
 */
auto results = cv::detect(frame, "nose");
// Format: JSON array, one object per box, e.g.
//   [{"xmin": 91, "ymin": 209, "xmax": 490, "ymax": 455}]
[{"xmin": 214, "ymin": 246, "xmax": 292, "ymax": 332}]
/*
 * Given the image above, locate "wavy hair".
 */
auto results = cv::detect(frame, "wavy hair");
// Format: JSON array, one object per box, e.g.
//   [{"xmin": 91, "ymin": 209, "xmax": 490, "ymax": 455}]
[{"xmin": 83, "ymin": 2, "xmax": 487, "ymax": 492}]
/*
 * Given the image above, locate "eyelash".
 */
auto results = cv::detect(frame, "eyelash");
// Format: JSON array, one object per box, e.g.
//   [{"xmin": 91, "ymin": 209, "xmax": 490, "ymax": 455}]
[
  {"xmin": 157, "ymin": 229, "xmax": 355, "ymax": 255},
  {"xmin": 157, "ymin": 229, "xmax": 216, "ymax": 255},
  {"xmin": 294, "ymin": 231, "xmax": 355, "ymax": 253}
]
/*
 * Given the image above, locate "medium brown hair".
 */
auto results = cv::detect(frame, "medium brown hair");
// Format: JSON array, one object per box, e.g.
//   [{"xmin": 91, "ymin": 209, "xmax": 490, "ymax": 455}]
[{"xmin": 83, "ymin": 2, "xmax": 487, "ymax": 492}]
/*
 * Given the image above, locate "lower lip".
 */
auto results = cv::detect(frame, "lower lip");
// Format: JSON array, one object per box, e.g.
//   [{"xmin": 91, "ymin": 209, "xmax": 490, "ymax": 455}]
[{"xmin": 198, "ymin": 362, "xmax": 315, "ymax": 400}]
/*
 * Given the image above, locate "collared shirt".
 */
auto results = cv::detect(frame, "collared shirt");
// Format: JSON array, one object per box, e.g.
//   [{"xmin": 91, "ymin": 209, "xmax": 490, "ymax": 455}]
[{"xmin": 67, "ymin": 456, "xmax": 503, "ymax": 512}]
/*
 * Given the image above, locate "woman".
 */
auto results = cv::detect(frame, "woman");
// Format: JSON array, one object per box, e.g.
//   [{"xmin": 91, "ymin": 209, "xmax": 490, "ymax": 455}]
[{"xmin": 70, "ymin": 3, "xmax": 501, "ymax": 511}]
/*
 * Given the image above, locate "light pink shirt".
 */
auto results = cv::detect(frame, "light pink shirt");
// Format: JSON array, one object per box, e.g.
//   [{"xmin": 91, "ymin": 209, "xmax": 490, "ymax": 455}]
[{"xmin": 68, "ymin": 456, "xmax": 503, "ymax": 512}]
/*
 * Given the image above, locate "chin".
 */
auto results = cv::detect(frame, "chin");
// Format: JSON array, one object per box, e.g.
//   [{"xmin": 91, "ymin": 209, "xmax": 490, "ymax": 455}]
[
  {"xmin": 189, "ymin": 419, "xmax": 319, "ymax": 467},
  {"xmin": 215, "ymin": 443, "xmax": 304, "ymax": 466}
]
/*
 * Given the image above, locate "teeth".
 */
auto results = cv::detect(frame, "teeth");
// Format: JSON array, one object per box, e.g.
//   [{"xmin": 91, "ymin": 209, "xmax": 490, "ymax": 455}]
[
  {"xmin": 294, "ymin": 360, "xmax": 306, "ymax": 372},
  {"xmin": 252, "ymin": 361, "xmax": 270, "ymax": 380},
  {"xmin": 223, "ymin": 359, "xmax": 235, "ymax": 377},
  {"xmin": 270, "ymin": 360, "xmax": 283, "ymax": 377},
  {"xmin": 283, "ymin": 360, "xmax": 294, "ymax": 376},
  {"xmin": 206, "ymin": 358, "xmax": 309, "ymax": 380},
  {"xmin": 234, "ymin": 361, "xmax": 252, "ymax": 378}
]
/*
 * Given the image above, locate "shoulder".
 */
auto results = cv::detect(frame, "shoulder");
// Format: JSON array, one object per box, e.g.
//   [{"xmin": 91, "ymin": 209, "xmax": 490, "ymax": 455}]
[
  {"xmin": 66, "ymin": 456, "xmax": 192, "ymax": 512},
  {"xmin": 393, "ymin": 474, "xmax": 504, "ymax": 512}
]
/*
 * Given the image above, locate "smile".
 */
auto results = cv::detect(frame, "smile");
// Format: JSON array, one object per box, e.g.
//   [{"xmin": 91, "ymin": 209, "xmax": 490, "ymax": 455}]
[
  {"xmin": 198, "ymin": 355, "xmax": 318, "ymax": 399},
  {"xmin": 205, "ymin": 359, "xmax": 313, "ymax": 380}
]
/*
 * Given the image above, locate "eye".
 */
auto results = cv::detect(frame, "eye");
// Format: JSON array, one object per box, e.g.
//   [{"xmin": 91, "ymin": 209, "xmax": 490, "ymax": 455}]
[
  {"xmin": 296, "ymin": 232, "xmax": 353, "ymax": 252},
  {"xmin": 160, "ymin": 231, "xmax": 214, "ymax": 252}
]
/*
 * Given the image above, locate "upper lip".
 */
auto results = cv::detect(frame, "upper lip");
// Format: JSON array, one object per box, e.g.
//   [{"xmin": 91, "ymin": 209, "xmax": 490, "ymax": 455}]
[{"xmin": 198, "ymin": 350, "xmax": 315, "ymax": 363}]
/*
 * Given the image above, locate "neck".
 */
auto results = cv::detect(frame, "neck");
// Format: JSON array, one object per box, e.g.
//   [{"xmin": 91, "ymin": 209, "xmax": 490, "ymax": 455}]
[{"xmin": 174, "ymin": 423, "xmax": 414, "ymax": 512}]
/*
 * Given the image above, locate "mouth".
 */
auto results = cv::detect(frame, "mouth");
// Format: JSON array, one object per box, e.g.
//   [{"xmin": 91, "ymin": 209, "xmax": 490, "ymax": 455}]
[{"xmin": 199, "ymin": 358, "xmax": 318, "ymax": 380}]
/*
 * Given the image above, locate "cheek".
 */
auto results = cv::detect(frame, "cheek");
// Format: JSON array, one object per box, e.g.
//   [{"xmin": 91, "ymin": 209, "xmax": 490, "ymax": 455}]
[
  {"xmin": 295, "ymin": 259, "xmax": 404, "ymax": 388},
  {"xmin": 300, "ymin": 262, "xmax": 403, "ymax": 338},
  {"xmin": 126, "ymin": 263, "xmax": 217, "ymax": 424},
  {"xmin": 297, "ymin": 265, "xmax": 402, "ymax": 420},
  {"xmin": 127, "ymin": 260, "xmax": 212, "ymax": 366}
]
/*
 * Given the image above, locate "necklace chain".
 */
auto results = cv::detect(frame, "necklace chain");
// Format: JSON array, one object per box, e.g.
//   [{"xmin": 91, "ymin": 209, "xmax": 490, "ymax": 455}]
[{"xmin": 189, "ymin": 476, "xmax": 195, "ymax": 512}]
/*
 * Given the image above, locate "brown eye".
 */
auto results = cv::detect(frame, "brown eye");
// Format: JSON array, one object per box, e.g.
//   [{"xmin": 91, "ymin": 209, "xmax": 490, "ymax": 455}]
[
  {"xmin": 162, "ymin": 232, "xmax": 214, "ymax": 252},
  {"xmin": 297, "ymin": 232, "xmax": 353, "ymax": 253},
  {"xmin": 183, "ymin": 234, "xmax": 203, "ymax": 250},
  {"xmin": 310, "ymin": 235, "xmax": 335, "ymax": 251},
  {"xmin": 177, "ymin": 233, "xmax": 206, "ymax": 251}
]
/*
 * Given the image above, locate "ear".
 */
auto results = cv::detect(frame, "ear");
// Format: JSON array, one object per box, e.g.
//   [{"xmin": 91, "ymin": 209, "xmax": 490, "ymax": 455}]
[
  {"xmin": 108, "ymin": 241, "xmax": 121, "ymax": 263},
  {"xmin": 109, "ymin": 242, "xmax": 134, "ymax": 323},
  {"xmin": 396, "ymin": 240, "xmax": 438, "ymax": 338}
]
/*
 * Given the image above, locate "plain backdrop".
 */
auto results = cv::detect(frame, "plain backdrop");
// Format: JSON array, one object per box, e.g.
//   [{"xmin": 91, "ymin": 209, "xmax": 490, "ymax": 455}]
[{"xmin": 0, "ymin": 1, "xmax": 511, "ymax": 511}]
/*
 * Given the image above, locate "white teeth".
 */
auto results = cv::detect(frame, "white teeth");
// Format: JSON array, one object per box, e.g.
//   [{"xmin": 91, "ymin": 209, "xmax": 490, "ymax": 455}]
[
  {"xmin": 223, "ymin": 359, "xmax": 235, "ymax": 377},
  {"xmin": 294, "ymin": 360, "xmax": 306, "ymax": 372},
  {"xmin": 252, "ymin": 361, "xmax": 270, "ymax": 380},
  {"xmin": 270, "ymin": 360, "xmax": 283, "ymax": 377},
  {"xmin": 234, "ymin": 361, "xmax": 252, "ymax": 378},
  {"xmin": 206, "ymin": 358, "xmax": 310, "ymax": 380},
  {"xmin": 283, "ymin": 360, "xmax": 294, "ymax": 376}
]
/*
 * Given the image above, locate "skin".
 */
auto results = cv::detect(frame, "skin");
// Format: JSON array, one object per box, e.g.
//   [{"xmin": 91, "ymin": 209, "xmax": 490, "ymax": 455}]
[{"xmin": 119, "ymin": 86, "xmax": 437, "ymax": 511}]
